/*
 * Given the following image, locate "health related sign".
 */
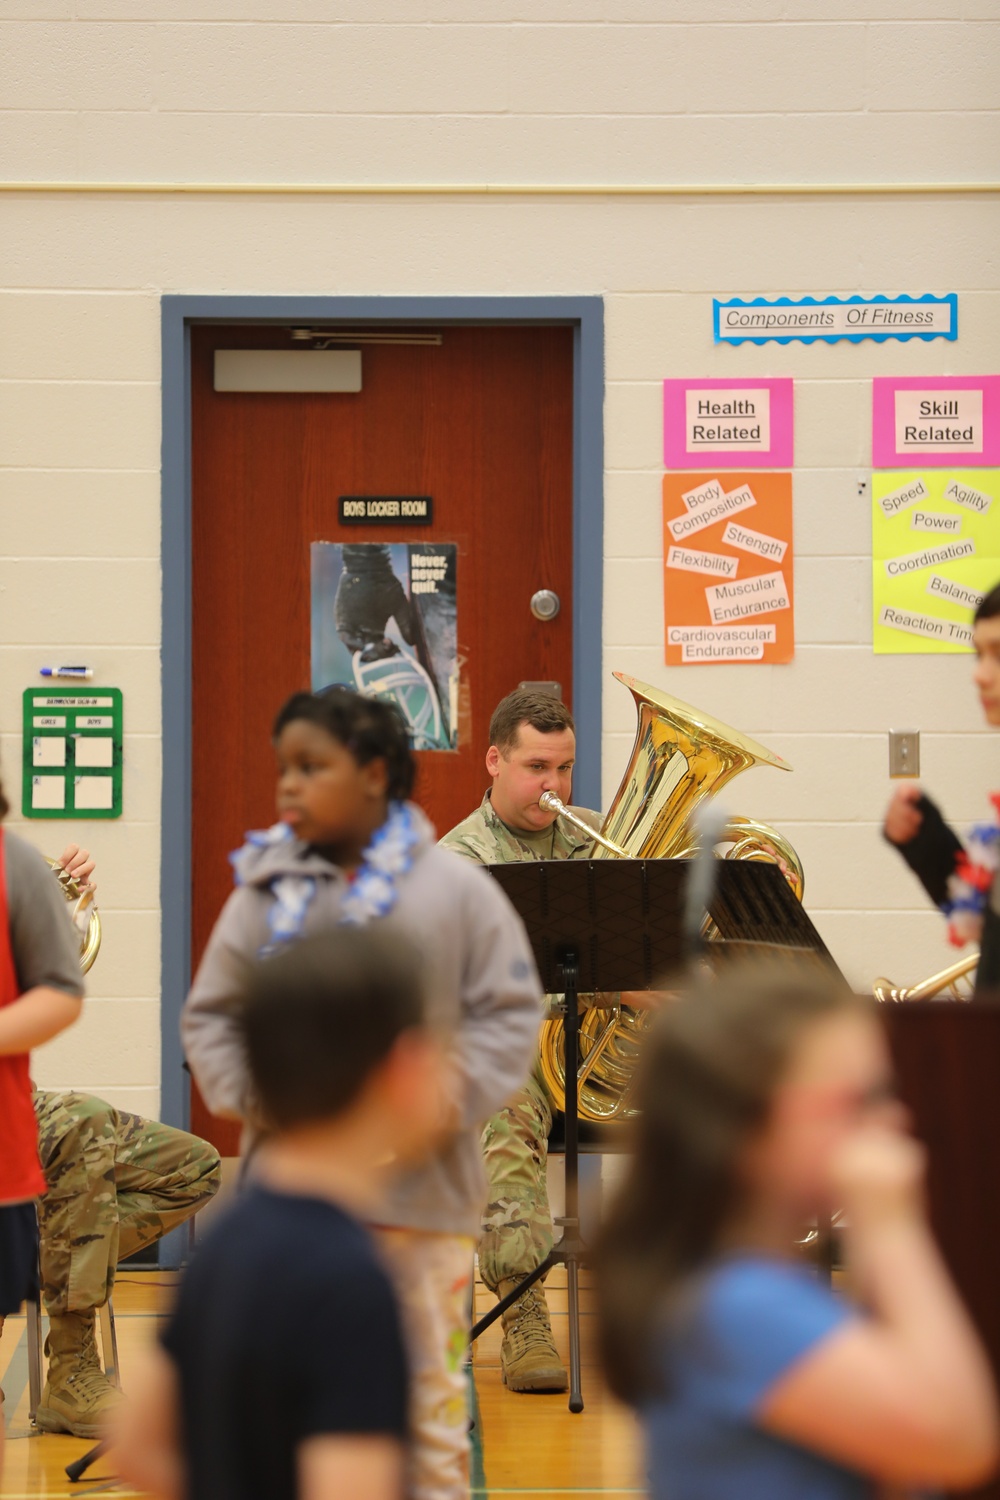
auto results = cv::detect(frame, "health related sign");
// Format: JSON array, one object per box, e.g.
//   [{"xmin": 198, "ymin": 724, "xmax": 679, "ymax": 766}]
[
  {"xmin": 664, "ymin": 379, "xmax": 793, "ymax": 470},
  {"xmin": 872, "ymin": 376, "xmax": 1000, "ymax": 468},
  {"xmin": 714, "ymin": 294, "xmax": 957, "ymax": 346},
  {"xmin": 872, "ymin": 470, "xmax": 1000, "ymax": 653},
  {"xmin": 663, "ymin": 473, "xmax": 794, "ymax": 665},
  {"xmin": 311, "ymin": 541, "xmax": 458, "ymax": 748}
]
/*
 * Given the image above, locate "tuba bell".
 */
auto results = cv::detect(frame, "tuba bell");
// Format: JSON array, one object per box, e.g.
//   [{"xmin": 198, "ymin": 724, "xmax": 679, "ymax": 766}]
[{"xmin": 536, "ymin": 672, "xmax": 803, "ymax": 1122}]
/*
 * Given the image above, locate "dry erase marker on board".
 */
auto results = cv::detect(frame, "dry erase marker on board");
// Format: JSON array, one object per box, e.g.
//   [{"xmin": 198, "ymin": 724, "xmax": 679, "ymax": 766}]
[{"xmin": 39, "ymin": 666, "xmax": 94, "ymax": 680}]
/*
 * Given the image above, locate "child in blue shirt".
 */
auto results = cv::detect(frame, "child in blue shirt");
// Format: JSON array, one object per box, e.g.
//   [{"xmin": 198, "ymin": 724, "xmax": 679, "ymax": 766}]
[{"xmin": 596, "ymin": 961, "xmax": 999, "ymax": 1500}]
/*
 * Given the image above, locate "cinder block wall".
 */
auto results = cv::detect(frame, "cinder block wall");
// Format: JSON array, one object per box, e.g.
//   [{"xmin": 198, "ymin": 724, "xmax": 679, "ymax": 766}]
[{"xmin": 1, "ymin": 2, "xmax": 997, "ymax": 1115}]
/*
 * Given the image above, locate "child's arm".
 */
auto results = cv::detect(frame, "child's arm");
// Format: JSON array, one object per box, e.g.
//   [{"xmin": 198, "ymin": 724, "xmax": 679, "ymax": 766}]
[
  {"xmin": 298, "ymin": 1435, "xmax": 404, "ymax": 1500},
  {"xmin": 113, "ymin": 1345, "xmax": 185, "ymax": 1500},
  {"xmin": 448, "ymin": 869, "xmax": 544, "ymax": 1127},
  {"xmin": 0, "ymin": 986, "xmax": 81, "ymax": 1054},
  {"xmin": 759, "ymin": 1127, "xmax": 999, "ymax": 1488},
  {"xmin": 181, "ymin": 893, "xmax": 259, "ymax": 1122}
]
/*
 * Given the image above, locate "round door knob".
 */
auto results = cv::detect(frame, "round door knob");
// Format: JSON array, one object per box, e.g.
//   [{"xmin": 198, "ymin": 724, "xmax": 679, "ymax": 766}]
[{"xmin": 530, "ymin": 589, "xmax": 561, "ymax": 622}]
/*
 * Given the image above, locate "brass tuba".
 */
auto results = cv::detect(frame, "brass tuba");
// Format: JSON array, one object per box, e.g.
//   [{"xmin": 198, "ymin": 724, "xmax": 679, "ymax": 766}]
[
  {"xmin": 48, "ymin": 858, "xmax": 102, "ymax": 974},
  {"xmin": 536, "ymin": 672, "xmax": 803, "ymax": 1121}
]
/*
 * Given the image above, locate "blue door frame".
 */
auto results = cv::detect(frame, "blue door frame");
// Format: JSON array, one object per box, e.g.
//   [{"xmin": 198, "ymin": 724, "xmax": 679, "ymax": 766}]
[{"xmin": 159, "ymin": 294, "xmax": 605, "ymax": 1152}]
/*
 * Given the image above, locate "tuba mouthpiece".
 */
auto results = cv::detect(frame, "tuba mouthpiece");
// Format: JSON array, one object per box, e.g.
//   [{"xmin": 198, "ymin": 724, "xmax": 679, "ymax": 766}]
[{"xmin": 538, "ymin": 791, "xmax": 565, "ymax": 814}]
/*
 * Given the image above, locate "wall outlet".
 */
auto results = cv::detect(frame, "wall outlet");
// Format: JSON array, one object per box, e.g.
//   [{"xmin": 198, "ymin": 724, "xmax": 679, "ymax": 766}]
[{"xmin": 888, "ymin": 729, "xmax": 920, "ymax": 779}]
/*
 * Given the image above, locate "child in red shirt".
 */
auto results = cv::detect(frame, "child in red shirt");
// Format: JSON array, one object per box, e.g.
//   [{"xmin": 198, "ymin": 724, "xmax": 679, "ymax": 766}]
[{"xmin": 0, "ymin": 774, "xmax": 84, "ymax": 1477}]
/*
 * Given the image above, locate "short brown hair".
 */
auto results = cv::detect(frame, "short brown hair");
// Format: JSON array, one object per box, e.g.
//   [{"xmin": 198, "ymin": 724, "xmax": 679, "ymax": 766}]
[
  {"xmin": 489, "ymin": 690, "xmax": 575, "ymax": 755},
  {"xmin": 240, "ymin": 928, "xmax": 426, "ymax": 1131}
]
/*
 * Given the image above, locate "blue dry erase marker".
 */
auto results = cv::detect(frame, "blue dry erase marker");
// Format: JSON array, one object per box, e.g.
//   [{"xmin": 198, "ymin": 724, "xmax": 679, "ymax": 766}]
[{"xmin": 39, "ymin": 666, "xmax": 94, "ymax": 680}]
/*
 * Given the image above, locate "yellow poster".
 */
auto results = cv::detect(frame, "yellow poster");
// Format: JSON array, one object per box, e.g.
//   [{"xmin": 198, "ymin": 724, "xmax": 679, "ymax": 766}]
[{"xmin": 872, "ymin": 469, "xmax": 1000, "ymax": 654}]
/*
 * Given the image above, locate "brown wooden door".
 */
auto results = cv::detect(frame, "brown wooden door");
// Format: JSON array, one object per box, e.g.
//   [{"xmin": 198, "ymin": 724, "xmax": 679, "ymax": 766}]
[{"xmin": 189, "ymin": 322, "xmax": 574, "ymax": 1149}]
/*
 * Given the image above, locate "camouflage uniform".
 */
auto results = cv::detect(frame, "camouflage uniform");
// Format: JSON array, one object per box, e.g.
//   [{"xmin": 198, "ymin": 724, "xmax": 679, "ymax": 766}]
[
  {"xmin": 33, "ymin": 1089, "xmax": 221, "ymax": 1315},
  {"xmin": 440, "ymin": 793, "xmax": 601, "ymax": 1292}
]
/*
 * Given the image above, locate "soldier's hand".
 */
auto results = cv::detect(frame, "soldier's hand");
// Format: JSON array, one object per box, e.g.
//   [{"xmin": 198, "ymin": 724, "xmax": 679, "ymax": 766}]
[
  {"xmin": 57, "ymin": 843, "xmax": 97, "ymax": 891},
  {"xmin": 620, "ymin": 989, "xmax": 671, "ymax": 1012}
]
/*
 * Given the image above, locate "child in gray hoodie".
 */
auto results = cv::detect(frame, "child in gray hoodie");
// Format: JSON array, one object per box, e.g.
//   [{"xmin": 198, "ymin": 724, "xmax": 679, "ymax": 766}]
[{"xmin": 182, "ymin": 688, "xmax": 543, "ymax": 1500}]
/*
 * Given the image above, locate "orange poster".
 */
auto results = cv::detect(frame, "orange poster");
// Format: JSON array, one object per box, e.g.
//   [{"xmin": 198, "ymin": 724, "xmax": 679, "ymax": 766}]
[{"xmin": 663, "ymin": 471, "xmax": 794, "ymax": 666}]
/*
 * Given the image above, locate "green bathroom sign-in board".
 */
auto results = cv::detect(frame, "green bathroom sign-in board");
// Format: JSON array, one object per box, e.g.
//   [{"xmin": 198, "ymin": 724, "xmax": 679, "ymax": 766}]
[{"xmin": 22, "ymin": 688, "xmax": 123, "ymax": 819}]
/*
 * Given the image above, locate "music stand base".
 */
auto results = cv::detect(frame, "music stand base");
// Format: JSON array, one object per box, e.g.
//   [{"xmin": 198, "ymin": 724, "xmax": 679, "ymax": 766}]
[{"xmin": 470, "ymin": 1222, "xmax": 586, "ymax": 1413}]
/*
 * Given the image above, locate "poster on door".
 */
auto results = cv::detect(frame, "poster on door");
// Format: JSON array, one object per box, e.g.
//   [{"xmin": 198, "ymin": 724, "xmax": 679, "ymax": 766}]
[
  {"xmin": 311, "ymin": 541, "xmax": 458, "ymax": 749},
  {"xmin": 663, "ymin": 472, "xmax": 794, "ymax": 665},
  {"xmin": 871, "ymin": 470, "xmax": 1000, "ymax": 653}
]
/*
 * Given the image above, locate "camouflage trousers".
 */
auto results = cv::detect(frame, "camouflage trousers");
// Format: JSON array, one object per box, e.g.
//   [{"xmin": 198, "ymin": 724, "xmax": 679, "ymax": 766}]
[
  {"xmin": 478, "ymin": 1063, "xmax": 554, "ymax": 1293},
  {"xmin": 33, "ymin": 1090, "xmax": 222, "ymax": 1316}
]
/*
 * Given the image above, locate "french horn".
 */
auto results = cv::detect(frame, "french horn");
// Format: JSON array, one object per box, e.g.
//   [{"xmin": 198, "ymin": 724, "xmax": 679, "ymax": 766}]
[
  {"xmin": 47, "ymin": 857, "xmax": 101, "ymax": 974},
  {"xmin": 536, "ymin": 672, "xmax": 804, "ymax": 1122}
]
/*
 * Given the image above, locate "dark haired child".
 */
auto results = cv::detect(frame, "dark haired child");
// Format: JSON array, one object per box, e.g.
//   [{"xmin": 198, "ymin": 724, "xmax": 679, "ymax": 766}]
[
  {"xmin": 596, "ymin": 962, "xmax": 998, "ymax": 1500},
  {"xmin": 884, "ymin": 580, "xmax": 1000, "ymax": 989},
  {"xmin": 182, "ymin": 688, "xmax": 543, "ymax": 1500},
  {"xmin": 0, "ymin": 774, "xmax": 84, "ymax": 1479},
  {"xmin": 117, "ymin": 929, "xmax": 441, "ymax": 1500}
]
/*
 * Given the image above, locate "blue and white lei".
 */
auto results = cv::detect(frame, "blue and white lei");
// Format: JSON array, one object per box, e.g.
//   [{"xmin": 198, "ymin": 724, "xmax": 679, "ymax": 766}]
[{"xmin": 231, "ymin": 802, "xmax": 421, "ymax": 955}]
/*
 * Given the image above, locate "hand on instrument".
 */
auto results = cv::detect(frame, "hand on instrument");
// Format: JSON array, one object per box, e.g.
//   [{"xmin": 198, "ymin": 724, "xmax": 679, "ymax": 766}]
[
  {"xmin": 883, "ymin": 783, "xmax": 924, "ymax": 847},
  {"xmin": 56, "ymin": 843, "xmax": 97, "ymax": 892},
  {"xmin": 620, "ymin": 989, "xmax": 672, "ymax": 1013}
]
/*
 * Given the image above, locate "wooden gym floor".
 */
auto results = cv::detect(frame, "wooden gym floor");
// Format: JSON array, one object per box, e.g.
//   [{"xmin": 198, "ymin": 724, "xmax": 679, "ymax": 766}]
[{"xmin": 0, "ymin": 1266, "xmax": 645, "ymax": 1499}]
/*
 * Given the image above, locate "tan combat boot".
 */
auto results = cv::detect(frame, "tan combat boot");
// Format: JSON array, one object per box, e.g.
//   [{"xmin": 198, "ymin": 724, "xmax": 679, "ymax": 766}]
[
  {"xmin": 35, "ymin": 1309, "xmax": 122, "ymax": 1438},
  {"xmin": 497, "ymin": 1279, "xmax": 568, "ymax": 1393}
]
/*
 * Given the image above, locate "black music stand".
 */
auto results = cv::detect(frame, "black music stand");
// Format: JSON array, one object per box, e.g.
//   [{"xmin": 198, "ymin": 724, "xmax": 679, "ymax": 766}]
[{"xmin": 474, "ymin": 858, "xmax": 687, "ymax": 1412}]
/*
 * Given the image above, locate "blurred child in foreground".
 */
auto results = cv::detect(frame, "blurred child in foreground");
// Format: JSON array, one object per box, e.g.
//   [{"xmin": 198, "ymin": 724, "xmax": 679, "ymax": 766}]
[
  {"xmin": 0, "ymin": 775, "xmax": 84, "ymax": 1479},
  {"xmin": 116, "ymin": 928, "xmax": 444, "ymax": 1500},
  {"xmin": 596, "ymin": 961, "xmax": 999, "ymax": 1500}
]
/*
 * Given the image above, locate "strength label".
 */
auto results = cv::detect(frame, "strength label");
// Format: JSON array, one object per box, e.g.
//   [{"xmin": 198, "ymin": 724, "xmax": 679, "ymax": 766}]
[{"xmin": 721, "ymin": 521, "xmax": 788, "ymax": 563}]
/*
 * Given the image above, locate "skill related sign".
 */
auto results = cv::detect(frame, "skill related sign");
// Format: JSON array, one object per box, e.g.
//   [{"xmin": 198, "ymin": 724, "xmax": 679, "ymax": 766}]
[
  {"xmin": 338, "ymin": 496, "xmax": 433, "ymax": 526},
  {"xmin": 714, "ymin": 294, "xmax": 957, "ymax": 346},
  {"xmin": 872, "ymin": 376, "xmax": 1000, "ymax": 469},
  {"xmin": 872, "ymin": 470, "xmax": 1000, "ymax": 654},
  {"xmin": 663, "ymin": 473, "xmax": 794, "ymax": 665},
  {"xmin": 311, "ymin": 541, "xmax": 458, "ymax": 749},
  {"xmin": 663, "ymin": 378, "xmax": 793, "ymax": 470},
  {"xmin": 22, "ymin": 687, "xmax": 123, "ymax": 818}
]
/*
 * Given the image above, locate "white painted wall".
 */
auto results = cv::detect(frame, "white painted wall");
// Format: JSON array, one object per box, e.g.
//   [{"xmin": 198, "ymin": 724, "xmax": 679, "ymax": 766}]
[{"xmin": 1, "ymin": 2, "xmax": 998, "ymax": 1114}]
